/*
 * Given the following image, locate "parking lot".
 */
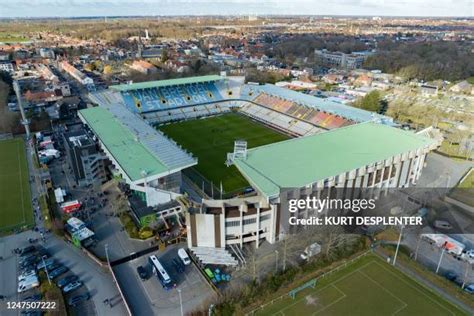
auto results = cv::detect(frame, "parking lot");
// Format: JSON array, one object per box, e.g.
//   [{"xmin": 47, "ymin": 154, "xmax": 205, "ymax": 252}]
[
  {"xmin": 113, "ymin": 243, "xmax": 216, "ymax": 315},
  {"xmin": 3, "ymin": 132, "xmax": 128, "ymax": 316},
  {"xmin": 0, "ymin": 233, "xmax": 96, "ymax": 315},
  {"xmin": 403, "ymin": 227, "xmax": 474, "ymax": 286}
]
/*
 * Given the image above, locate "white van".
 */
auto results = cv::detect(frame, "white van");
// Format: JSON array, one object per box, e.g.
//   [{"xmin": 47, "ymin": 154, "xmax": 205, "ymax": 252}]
[
  {"xmin": 17, "ymin": 275, "xmax": 40, "ymax": 293},
  {"xmin": 178, "ymin": 248, "xmax": 191, "ymax": 265}
]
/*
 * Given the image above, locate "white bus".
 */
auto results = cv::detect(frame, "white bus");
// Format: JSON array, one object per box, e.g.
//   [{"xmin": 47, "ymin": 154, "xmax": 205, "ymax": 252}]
[{"xmin": 148, "ymin": 255, "xmax": 175, "ymax": 290}]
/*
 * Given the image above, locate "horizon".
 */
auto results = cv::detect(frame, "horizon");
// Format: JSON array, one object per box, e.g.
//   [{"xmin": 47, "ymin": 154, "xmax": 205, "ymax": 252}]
[
  {"xmin": 1, "ymin": 0, "xmax": 473, "ymax": 19},
  {"xmin": 1, "ymin": 14, "xmax": 474, "ymax": 20}
]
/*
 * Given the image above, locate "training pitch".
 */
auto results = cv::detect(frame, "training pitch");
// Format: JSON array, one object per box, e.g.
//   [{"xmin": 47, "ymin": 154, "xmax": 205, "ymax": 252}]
[
  {"xmin": 0, "ymin": 138, "xmax": 34, "ymax": 233},
  {"xmin": 158, "ymin": 112, "xmax": 290, "ymax": 192},
  {"xmin": 254, "ymin": 254, "xmax": 467, "ymax": 316}
]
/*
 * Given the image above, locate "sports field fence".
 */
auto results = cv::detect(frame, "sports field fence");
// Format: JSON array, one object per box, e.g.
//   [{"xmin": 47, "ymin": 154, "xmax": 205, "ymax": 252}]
[{"xmin": 245, "ymin": 250, "xmax": 372, "ymax": 315}]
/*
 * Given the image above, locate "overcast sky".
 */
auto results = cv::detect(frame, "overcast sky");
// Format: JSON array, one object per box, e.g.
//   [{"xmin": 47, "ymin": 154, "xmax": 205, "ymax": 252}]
[{"xmin": 0, "ymin": 0, "xmax": 472, "ymax": 18}]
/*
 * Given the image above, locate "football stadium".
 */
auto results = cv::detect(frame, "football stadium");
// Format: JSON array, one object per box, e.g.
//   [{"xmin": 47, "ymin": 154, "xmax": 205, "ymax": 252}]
[{"xmin": 82, "ymin": 74, "xmax": 441, "ymax": 258}]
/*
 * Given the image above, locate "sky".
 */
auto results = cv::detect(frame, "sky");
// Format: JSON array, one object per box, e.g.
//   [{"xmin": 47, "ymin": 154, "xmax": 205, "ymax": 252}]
[{"xmin": 0, "ymin": 0, "xmax": 472, "ymax": 18}]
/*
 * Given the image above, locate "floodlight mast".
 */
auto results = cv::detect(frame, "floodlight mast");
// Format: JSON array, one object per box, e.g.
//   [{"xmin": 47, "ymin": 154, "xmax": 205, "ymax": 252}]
[
  {"xmin": 225, "ymin": 140, "xmax": 248, "ymax": 167},
  {"xmin": 13, "ymin": 80, "xmax": 30, "ymax": 139}
]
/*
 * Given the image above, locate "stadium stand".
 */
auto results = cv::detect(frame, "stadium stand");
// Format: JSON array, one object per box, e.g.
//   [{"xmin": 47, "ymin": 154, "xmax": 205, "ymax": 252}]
[
  {"xmin": 90, "ymin": 77, "xmax": 391, "ymax": 138},
  {"xmin": 120, "ymin": 82, "xmax": 224, "ymax": 113},
  {"xmin": 249, "ymin": 92, "xmax": 353, "ymax": 130},
  {"xmin": 241, "ymin": 84, "xmax": 393, "ymax": 125},
  {"xmin": 141, "ymin": 103, "xmax": 232, "ymax": 124},
  {"xmin": 240, "ymin": 103, "xmax": 321, "ymax": 136}
]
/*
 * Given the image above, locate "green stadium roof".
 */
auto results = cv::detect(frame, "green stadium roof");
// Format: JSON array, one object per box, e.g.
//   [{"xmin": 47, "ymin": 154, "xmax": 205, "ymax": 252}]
[
  {"xmin": 110, "ymin": 75, "xmax": 223, "ymax": 92},
  {"xmin": 78, "ymin": 107, "xmax": 168, "ymax": 181},
  {"xmin": 234, "ymin": 122, "xmax": 436, "ymax": 198}
]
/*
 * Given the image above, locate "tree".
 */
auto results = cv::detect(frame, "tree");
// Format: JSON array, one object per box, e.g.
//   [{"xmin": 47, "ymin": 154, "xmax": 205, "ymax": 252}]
[
  {"xmin": 354, "ymin": 91, "xmax": 382, "ymax": 112},
  {"xmin": 0, "ymin": 79, "xmax": 20, "ymax": 133},
  {"xmin": 161, "ymin": 49, "xmax": 169, "ymax": 63}
]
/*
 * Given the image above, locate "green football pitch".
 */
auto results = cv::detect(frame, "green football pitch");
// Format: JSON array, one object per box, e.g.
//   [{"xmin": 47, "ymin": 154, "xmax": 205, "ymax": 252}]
[
  {"xmin": 158, "ymin": 113, "xmax": 290, "ymax": 192},
  {"xmin": 0, "ymin": 138, "xmax": 34, "ymax": 233},
  {"xmin": 254, "ymin": 254, "xmax": 467, "ymax": 316}
]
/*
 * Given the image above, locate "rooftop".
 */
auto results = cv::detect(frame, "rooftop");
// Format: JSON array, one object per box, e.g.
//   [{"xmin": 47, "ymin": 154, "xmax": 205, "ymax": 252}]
[
  {"xmin": 243, "ymin": 84, "xmax": 393, "ymax": 124},
  {"xmin": 79, "ymin": 106, "xmax": 196, "ymax": 181},
  {"xmin": 110, "ymin": 75, "xmax": 223, "ymax": 92},
  {"xmin": 234, "ymin": 122, "xmax": 436, "ymax": 198}
]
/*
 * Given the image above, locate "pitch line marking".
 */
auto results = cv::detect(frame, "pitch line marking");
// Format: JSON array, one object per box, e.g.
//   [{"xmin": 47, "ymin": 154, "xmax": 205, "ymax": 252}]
[
  {"xmin": 312, "ymin": 284, "xmax": 347, "ymax": 315},
  {"xmin": 271, "ymin": 261, "xmax": 374, "ymax": 316},
  {"xmin": 372, "ymin": 261, "xmax": 456, "ymax": 316},
  {"xmin": 358, "ymin": 268, "xmax": 408, "ymax": 315}
]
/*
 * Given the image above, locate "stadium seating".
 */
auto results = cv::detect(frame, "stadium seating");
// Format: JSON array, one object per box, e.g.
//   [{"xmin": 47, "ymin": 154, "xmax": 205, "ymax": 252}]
[
  {"xmin": 240, "ymin": 103, "xmax": 321, "ymax": 137},
  {"xmin": 254, "ymin": 93, "xmax": 295, "ymax": 113},
  {"xmin": 247, "ymin": 91, "xmax": 354, "ymax": 131},
  {"xmin": 121, "ymin": 82, "xmax": 224, "ymax": 113}
]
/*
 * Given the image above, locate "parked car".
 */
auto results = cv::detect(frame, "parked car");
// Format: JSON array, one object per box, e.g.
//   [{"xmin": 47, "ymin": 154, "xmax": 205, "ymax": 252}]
[
  {"xmin": 35, "ymin": 248, "xmax": 49, "ymax": 258},
  {"xmin": 56, "ymin": 275, "xmax": 78, "ymax": 288},
  {"xmin": 18, "ymin": 271, "xmax": 36, "ymax": 282},
  {"xmin": 63, "ymin": 281, "xmax": 83, "ymax": 293},
  {"xmin": 136, "ymin": 266, "xmax": 149, "ymax": 280},
  {"xmin": 20, "ymin": 257, "xmax": 38, "ymax": 269},
  {"xmin": 49, "ymin": 266, "xmax": 68, "ymax": 279},
  {"xmin": 20, "ymin": 311, "xmax": 42, "ymax": 316},
  {"xmin": 17, "ymin": 276, "xmax": 40, "ymax": 293},
  {"xmin": 444, "ymin": 271, "xmax": 457, "ymax": 282},
  {"xmin": 19, "ymin": 246, "xmax": 36, "ymax": 257},
  {"xmin": 464, "ymin": 284, "xmax": 474, "ymax": 294},
  {"xmin": 23, "ymin": 294, "xmax": 41, "ymax": 301},
  {"xmin": 178, "ymin": 248, "xmax": 191, "ymax": 265},
  {"xmin": 434, "ymin": 220, "xmax": 453, "ymax": 230},
  {"xmin": 19, "ymin": 254, "xmax": 37, "ymax": 265},
  {"xmin": 67, "ymin": 292, "xmax": 91, "ymax": 306},
  {"xmin": 46, "ymin": 263, "xmax": 62, "ymax": 272},
  {"xmin": 20, "ymin": 265, "xmax": 36, "ymax": 275},
  {"xmin": 465, "ymin": 249, "xmax": 474, "ymax": 259},
  {"xmin": 36, "ymin": 258, "xmax": 55, "ymax": 270}
]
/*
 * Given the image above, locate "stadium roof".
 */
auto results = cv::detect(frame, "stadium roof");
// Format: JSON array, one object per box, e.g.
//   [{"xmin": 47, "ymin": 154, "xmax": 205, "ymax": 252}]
[
  {"xmin": 234, "ymin": 122, "xmax": 435, "ymax": 198},
  {"xmin": 243, "ymin": 84, "xmax": 393, "ymax": 124},
  {"xmin": 79, "ymin": 107, "xmax": 196, "ymax": 181},
  {"xmin": 110, "ymin": 75, "xmax": 223, "ymax": 92}
]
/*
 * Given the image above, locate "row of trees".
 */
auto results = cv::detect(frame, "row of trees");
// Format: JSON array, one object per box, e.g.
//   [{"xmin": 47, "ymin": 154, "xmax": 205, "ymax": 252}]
[
  {"xmin": 262, "ymin": 34, "xmax": 370, "ymax": 66},
  {"xmin": 364, "ymin": 41, "xmax": 474, "ymax": 82},
  {"xmin": 0, "ymin": 72, "xmax": 20, "ymax": 134}
]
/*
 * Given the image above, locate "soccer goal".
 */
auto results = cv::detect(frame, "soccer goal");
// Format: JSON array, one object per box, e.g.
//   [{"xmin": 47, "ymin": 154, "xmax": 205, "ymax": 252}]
[{"xmin": 288, "ymin": 279, "xmax": 317, "ymax": 299}]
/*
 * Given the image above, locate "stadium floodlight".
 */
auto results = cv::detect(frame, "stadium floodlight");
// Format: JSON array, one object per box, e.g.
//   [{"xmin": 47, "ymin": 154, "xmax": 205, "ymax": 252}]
[
  {"xmin": 234, "ymin": 140, "xmax": 247, "ymax": 159},
  {"xmin": 225, "ymin": 140, "xmax": 248, "ymax": 167},
  {"xmin": 392, "ymin": 224, "xmax": 405, "ymax": 266}
]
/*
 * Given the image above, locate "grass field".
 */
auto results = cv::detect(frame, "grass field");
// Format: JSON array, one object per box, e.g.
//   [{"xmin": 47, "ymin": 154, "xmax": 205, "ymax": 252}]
[
  {"xmin": 158, "ymin": 113, "xmax": 290, "ymax": 192},
  {"xmin": 0, "ymin": 138, "xmax": 34, "ymax": 233},
  {"xmin": 254, "ymin": 254, "xmax": 467, "ymax": 316}
]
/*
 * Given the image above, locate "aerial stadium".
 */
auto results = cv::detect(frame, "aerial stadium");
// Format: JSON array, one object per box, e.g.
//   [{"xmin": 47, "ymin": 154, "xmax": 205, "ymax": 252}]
[{"xmin": 80, "ymin": 74, "xmax": 440, "ymax": 260}]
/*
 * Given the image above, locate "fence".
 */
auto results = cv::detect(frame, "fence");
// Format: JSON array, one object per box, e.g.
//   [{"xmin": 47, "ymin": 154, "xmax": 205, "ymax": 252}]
[
  {"xmin": 245, "ymin": 250, "xmax": 371, "ymax": 315},
  {"xmin": 0, "ymin": 133, "xmax": 13, "ymax": 140},
  {"xmin": 183, "ymin": 167, "xmax": 250, "ymax": 200}
]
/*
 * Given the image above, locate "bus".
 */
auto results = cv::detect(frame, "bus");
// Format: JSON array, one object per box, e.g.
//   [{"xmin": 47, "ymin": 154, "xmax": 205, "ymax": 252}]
[{"xmin": 148, "ymin": 255, "xmax": 175, "ymax": 290}]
